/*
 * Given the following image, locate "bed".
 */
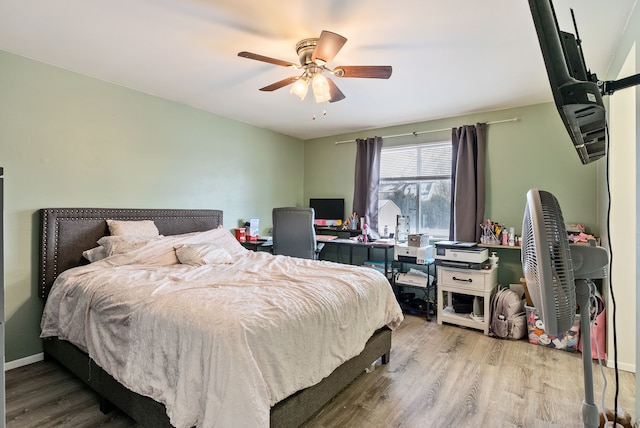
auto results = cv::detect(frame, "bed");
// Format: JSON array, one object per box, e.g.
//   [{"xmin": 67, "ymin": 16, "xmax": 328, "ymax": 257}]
[{"xmin": 38, "ymin": 208, "xmax": 403, "ymax": 428}]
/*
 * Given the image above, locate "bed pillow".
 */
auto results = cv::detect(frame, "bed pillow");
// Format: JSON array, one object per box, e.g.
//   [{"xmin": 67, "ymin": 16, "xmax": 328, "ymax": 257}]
[
  {"xmin": 175, "ymin": 243, "xmax": 234, "ymax": 266},
  {"xmin": 106, "ymin": 219, "xmax": 160, "ymax": 237},
  {"xmin": 98, "ymin": 235, "xmax": 161, "ymax": 256},
  {"xmin": 182, "ymin": 227, "xmax": 248, "ymax": 258},
  {"xmin": 82, "ymin": 246, "xmax": 108, "ymax": 263}
]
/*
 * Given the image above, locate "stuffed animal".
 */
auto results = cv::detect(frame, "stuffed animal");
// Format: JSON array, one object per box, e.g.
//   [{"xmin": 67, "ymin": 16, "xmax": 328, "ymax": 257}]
[{"xmin": 598, "ymin": 408, "xmax": 634, "ymax": 428}]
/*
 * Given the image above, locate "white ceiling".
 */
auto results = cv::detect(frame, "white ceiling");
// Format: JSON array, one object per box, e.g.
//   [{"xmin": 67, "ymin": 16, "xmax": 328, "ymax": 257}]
[{"xmin": 0, "ymin": 0, "xmax": 635, "ymax": 140}]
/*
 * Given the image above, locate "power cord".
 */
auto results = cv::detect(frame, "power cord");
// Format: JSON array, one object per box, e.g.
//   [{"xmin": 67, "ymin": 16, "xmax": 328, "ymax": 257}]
[
  {"xmin": 604, "ymin": 123, "xmax": 620, "ymax": 427},
  {"xmin": 588, "ymin": 279, "xmax": 609, "ymax": 426}
]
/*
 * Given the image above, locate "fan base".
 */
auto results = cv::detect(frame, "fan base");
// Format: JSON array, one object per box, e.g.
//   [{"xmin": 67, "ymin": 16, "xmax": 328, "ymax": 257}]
[{"xmin": 296, "ymin": 38, "xmax": 318, "ymax": 66}]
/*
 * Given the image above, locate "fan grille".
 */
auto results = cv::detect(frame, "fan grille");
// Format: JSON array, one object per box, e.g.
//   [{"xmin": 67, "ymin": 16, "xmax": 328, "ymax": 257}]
[{"xmin": 521, "ymin": 190, "xmax": 576, "ymax": 336}]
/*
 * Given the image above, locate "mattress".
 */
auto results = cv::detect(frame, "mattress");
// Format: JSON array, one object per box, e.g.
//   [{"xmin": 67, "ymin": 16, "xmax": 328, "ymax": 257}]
[{"xmin": 40, "ymin": 228, "xmax": 403, "ymax": 427}]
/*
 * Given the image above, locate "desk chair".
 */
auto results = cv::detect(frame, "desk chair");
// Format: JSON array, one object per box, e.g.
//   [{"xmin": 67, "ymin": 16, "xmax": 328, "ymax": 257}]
[{"xmin": 272, "ymin": 207, "xmax": 319, "ymax": 259}]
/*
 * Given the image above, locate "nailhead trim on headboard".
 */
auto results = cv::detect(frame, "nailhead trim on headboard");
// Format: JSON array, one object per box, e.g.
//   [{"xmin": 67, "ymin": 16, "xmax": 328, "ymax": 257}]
[{"xmin": 39, "ymin": 208, "xmax": 224, "ymax": 299}]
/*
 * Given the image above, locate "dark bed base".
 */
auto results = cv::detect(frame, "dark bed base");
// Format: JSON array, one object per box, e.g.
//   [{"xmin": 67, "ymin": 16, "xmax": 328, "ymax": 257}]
[
  {"xmin": 44, "ymin": 328, "xmax": 391, "ymax": 428},
  {"xmin": 39, "ymin": 208, "xmax": 393, "ymax": 427}
]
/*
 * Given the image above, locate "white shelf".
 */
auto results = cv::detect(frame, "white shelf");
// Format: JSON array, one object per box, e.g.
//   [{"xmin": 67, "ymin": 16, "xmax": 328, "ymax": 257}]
[
  {"xmin": 478, "ymin": 243, "xmax": 521, "ymax": 250},
  {"xmin": 440, "ymin": 307, "xmax": 486, "ymax": 330}
]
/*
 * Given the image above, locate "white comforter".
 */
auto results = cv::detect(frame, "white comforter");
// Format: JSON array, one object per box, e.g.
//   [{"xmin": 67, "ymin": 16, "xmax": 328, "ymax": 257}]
[{"xmin": 41, "ymin": 232, "xmax": 403, "ymax": 428}]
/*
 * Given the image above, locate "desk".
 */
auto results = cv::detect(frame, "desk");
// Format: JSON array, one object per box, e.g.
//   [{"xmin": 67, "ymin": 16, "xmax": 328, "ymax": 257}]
[
  {"xmin": 241, "ymin": 239, "xmax": 273, "ymax": 252},
  {"xmin": 318, "ymin": 239, "xmax": 394, "ymax": 278},
  {"xmin": 315, "ymin": 226, "xmax": 362, "ymax": 238}
]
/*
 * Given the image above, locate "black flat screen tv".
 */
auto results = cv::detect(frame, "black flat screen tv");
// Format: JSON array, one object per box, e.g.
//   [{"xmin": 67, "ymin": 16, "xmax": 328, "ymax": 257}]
[
  {"xmin": 309, "ymin": 198, "xmax": 345, "ymax": 226},
  {"xmin": 528, "ymin": 0, "xmax": 606, "ymax": 164}
]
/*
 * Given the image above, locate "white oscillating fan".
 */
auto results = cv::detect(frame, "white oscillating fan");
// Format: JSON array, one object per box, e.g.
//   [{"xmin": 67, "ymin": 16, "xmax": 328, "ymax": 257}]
[{"xmin": 521, "ymin": 189, "xmax": 608, "ymax": 428}]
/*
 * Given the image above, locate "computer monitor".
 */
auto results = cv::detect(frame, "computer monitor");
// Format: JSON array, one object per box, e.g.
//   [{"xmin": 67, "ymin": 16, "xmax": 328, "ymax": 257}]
[{"xmin": 309, "ymin": 198, "xmax": 345, "ymax": 226}]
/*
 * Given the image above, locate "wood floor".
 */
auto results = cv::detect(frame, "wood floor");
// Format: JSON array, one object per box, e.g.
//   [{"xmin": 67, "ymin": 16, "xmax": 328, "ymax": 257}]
[{"xmin": 6, "ymin": 314, "xmax": 636, "ymax": 428}]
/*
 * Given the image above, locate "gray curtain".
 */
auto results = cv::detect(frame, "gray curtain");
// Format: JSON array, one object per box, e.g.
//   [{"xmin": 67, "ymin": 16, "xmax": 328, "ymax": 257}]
[
  {"xmin": 449, "ymin": 123, "xmax": 487, "ymax": 242},
  {"xmin": 353, "ymin": 136, "xmax": 383, "ymax": 239}
]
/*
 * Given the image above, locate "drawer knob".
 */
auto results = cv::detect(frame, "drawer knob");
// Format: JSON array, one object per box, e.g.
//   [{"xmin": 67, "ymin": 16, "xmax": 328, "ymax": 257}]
[{"xmin": 452, "ymin": 276, "xmax": 472, "ymax": 283}]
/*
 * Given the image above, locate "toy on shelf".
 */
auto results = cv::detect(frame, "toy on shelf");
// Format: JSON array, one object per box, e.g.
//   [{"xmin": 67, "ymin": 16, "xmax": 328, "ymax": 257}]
[
  {"xmin": 342, "ymin": 212, "xmax": 359, "ymax": 231},
  {"xmin": 566, "ymin": 223, "xmax": 598, "ymax": 245}
]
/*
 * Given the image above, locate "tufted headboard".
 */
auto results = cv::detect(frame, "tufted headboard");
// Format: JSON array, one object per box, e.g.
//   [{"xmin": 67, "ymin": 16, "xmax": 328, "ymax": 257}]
[{"xmin": 39, "ymin": 208, "xmax": 224, "ymax": 299}]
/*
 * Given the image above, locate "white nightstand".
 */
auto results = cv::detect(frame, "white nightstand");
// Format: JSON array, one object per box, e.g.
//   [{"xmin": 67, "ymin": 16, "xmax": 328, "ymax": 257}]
[{"xmin": 436, "ymin": 265, "xmax": 498, "ymax": 335}]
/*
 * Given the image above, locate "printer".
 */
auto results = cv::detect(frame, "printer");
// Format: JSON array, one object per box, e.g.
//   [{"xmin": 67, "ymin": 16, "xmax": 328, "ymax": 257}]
[
  {"xmin": 394, "ymin": 243, "xmax": 433, "ymax": 265},
  {"xmin": 434, "ymin": 240, "xmax": 489, "ymax": 269}
]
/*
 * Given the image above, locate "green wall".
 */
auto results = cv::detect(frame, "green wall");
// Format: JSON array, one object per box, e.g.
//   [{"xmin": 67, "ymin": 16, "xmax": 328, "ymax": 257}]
[
  {"xmin": 0, "ymin": 50, "xmax": 304, "ymax": 362},
  {"xmin": 304, "ymin": 103, "xmax": 600, "ymax": 286}
]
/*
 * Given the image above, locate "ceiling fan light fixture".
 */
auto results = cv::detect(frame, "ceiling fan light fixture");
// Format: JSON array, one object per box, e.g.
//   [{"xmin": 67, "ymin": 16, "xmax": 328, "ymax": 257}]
[
  {"xmin": 239, "ymin": 30, "xmax": 393, "ymax": 104},
  {"xmin": 290, "ymin": 78, "xmax": 309, "ymax": 100},
  {"xmin": 312, "ymin": 73, "xmax": 331, "ymax": 103}
]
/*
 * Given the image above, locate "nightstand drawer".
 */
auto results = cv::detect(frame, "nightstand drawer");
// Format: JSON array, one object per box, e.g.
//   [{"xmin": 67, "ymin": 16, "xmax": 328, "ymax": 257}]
[{"xmin": 437, "ymin": 266, "xmax": 497, "ymax": 292}]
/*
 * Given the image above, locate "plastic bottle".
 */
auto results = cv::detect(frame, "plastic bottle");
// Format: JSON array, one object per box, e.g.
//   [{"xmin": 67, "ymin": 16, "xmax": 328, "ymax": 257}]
[
  {"xmin": 489, "ymin": 251, "xmax": 499, "ymax": 268},
  {"xmin": 508, "ymin": 227, "xmax": 515, "ymax": 246},
  {"xmin": 501, "ymin": 228, "xmax": 508, "ymax": 246}
]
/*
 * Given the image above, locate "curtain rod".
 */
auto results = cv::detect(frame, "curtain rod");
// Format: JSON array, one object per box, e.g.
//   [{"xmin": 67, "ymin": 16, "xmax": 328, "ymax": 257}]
[{"xmin": 334, "ymin": 117, "xmax": 519, "ymax": 145}]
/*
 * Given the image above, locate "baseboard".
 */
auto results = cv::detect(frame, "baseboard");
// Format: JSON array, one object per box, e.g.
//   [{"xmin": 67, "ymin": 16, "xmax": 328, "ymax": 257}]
[
  {"xmin": 607, "ymin": 358, "xmax": 635, "ymax": 374},
  {"xmin": 5, "ymin": 353, "xmax": 44, "ymax": 371}
]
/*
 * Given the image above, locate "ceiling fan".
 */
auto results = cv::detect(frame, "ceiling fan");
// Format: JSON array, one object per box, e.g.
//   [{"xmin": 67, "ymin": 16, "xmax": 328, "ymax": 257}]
[{"xmin": 238, "ymin": 30, "xmax": 392, "ymax": 103}]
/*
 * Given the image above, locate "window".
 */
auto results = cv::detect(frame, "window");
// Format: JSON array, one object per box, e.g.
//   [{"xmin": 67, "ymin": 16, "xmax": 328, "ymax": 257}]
[{"xmin": 378, "ymin": 141, "xmax": 452, "ymax": 239}]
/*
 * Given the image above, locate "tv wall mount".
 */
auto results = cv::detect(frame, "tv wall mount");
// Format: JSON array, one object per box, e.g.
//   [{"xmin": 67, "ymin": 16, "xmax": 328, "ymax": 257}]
[{"xmin": 566, "ymin": 7, "xmax": 640, "ymax": 96}]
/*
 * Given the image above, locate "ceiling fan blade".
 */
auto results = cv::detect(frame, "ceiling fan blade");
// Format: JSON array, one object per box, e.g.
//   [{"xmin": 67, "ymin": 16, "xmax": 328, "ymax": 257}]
[
  {"xmin": 259, "ymin": 76, "xmax": 298, "ymax": 91},
  {"xmin": 327, "ymin": 77, "xmax": 346, "ymax": 103},
  {"xmin": 312, "ymin": 30, "xmax": 347, "ymax": 64},
  {"xmin": 238, "ymin": 51, "xmax": 298, "ymax": 68},
  {"xmin": 334, "ymin": 65, "xmax": 392, "ymax": 79}
]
